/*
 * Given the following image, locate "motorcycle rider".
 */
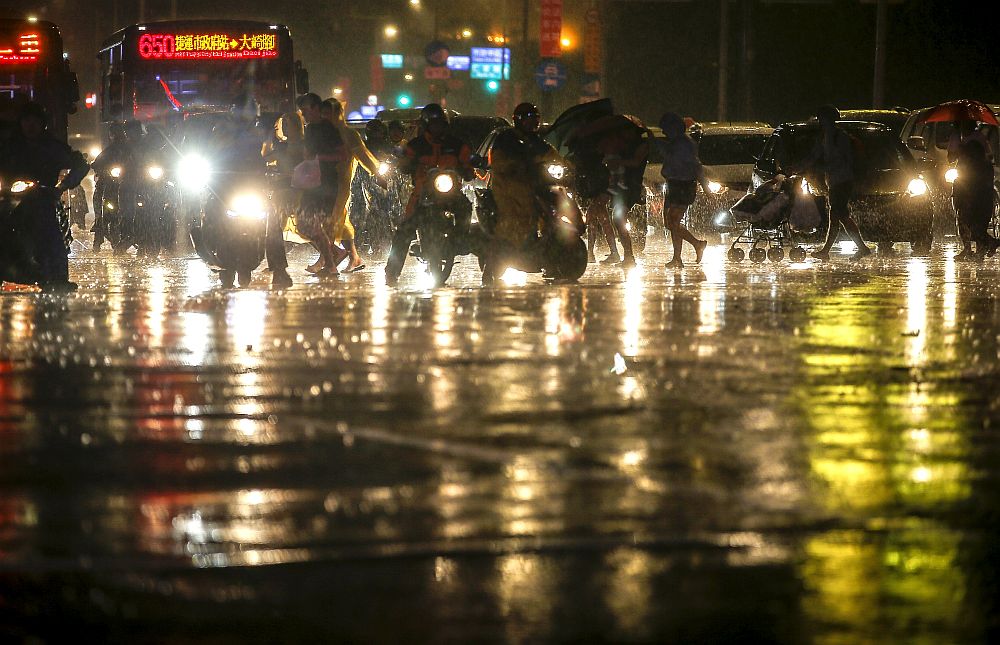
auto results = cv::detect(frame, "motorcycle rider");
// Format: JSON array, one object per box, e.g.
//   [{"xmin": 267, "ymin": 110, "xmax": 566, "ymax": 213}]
[
  {"xmin": 0, "ymin": 102, "xmax": 89, "ymax": 291},
  {"xmin": 481, "ymin": 103, "xmax": 563, "ymax": 283},
  {"xmin": 383, "ymin": 104, "xmax": 473, "ymax": 286},
  {"xmin": 90, "ymin": 123, "xmax": 129, "ymax": 251}
]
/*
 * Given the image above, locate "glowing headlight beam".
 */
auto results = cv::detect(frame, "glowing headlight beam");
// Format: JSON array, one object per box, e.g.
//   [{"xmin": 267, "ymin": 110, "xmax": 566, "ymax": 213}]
[
  {"xmin": 945, "ymin": 168, "xmax": 958, "ymax": 183},
  {"xmin": 226, "ymin": 193, "xmax": 268, "ymax": 219},
  {"xmin": 147, "ymin": 165, "xmax": 164, "ymax": 180},
  {"xmin": 178, "ymin": 155, "xmax": 211, "ymax": 191},
  {"xmin": 110, "ymin": 166, "xmax": 123, "ymax": 179},
  {"xmin": 433, "ymin": 173, "xmax": 455, "ymax": 193},
  {"xmin": 707, "ymin": 180, "xmax": 724, "ymax": 194},
  {"xmin": 10, "ymin": 180, "xmax": 35, "ymax": 193},
  {"xmin": 907, "ymin": 178, "xmax": 928, "ymax": 197},
  {"xmin": 546, "ymin": 163, "xmax": 566, "ymax": 180}
]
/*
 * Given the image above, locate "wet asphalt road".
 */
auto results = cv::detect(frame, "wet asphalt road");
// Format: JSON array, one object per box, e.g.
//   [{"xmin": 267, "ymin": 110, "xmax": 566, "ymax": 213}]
[{"xmin": 2, "ymin": 232, "xmax": 1000, "ymax": 643}]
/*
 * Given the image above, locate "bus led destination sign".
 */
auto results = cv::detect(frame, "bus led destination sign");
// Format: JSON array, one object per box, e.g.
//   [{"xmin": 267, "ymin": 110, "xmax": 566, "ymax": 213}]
[{"xmin": 138, "ymin": 32, "xmax": 278, "ymax": 60}]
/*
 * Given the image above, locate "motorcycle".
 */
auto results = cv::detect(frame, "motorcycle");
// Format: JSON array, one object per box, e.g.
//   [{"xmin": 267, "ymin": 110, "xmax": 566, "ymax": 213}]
[
  {"xmin": 474, "ymin": 158, "xmax": 589, "ymax": 283},
  {"xmin": 189, "ymin": 168, "xmax": 270, "ymax": 288},
  {"xmin": 133, "ymin": 161, "xmax": 178, "ymax": 257},
  {"xmin": 410, "ymin": 166, "xmax": 471, "ymax": 287},
  {"xmin": 94, "ymin": 163, "xmax": 126, "ymax": 252},
  {"xmin": 0, "ymin": 177, "xmax": 60, "ymax": 286}
]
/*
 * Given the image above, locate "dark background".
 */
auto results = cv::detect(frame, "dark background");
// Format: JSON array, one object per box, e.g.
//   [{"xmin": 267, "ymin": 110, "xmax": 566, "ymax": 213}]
[{"xmin": 2, "ymin": 0, "xmax": 998, "ymax": 134}]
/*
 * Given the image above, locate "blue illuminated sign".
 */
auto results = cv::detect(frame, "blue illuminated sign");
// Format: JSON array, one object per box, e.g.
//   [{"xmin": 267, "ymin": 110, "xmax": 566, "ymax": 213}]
[
  {"xmin": 381, "ymin": 54, "xmax": 403, "ymax": 69},
  {"xmin": 447, "ymin": 55, "xmax": 470, "ymax": 71}
]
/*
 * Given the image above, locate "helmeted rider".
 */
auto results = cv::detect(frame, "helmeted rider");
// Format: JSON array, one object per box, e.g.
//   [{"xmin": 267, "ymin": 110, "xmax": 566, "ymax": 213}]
[
  {"xmin": 383, "ymin": 103, "xmax": 473, "ymax": 286},
  {"xmin": 0, "ymin": 102, "xmax": 89, "ymax": 291},
  {"xmin": 91, "ymin": 123, "xmax": 129, "ymax": 251},
  {"xmin": 481, "ymin": 103, "xmax": 563, "ymax": 283}
]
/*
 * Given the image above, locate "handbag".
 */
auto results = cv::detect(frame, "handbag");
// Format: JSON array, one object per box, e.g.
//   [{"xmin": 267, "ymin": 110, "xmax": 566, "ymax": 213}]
[{"xmin": 292, "ymin": 158, "xmax": 322, "ymax": 190}]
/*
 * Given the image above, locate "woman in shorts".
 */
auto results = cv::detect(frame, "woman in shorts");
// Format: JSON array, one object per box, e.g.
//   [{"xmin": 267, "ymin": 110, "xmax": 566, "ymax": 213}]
[{"xmin": 656, "ymin": 112, "xmax": 710, "ymax": 269}]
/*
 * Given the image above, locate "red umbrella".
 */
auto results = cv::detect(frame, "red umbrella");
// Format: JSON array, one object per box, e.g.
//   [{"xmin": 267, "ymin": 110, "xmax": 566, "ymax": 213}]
[{"xmin": 917, "ymin": 99, "xmax": 999, "ymax": 125}]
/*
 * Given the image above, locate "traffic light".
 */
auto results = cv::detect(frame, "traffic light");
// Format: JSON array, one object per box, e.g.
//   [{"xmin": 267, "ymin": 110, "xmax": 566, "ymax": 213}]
[
  {"xmin": 396, "ymin": 93, "xmax": 413, "ymax": 107},
  {"xmin": 485, "ymin": 80, "xmax": 500, "ymax": 93}
]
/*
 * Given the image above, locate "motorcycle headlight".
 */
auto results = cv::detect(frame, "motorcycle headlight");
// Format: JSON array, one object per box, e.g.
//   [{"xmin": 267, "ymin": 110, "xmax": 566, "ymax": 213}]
[
  {"xmin": 88, "ymin": 146, "xmax": 102, "ymax": 160},
  {"xmin": 227, "ymin": 193, "xmax": 267, "ymax": 219},
  {"xmin": 907, "ymin": 178, "xmax": 928, "ymax": 197},
  {"xmin": 433, "ymin": 173, "xmax": 455, "ymax": 194},
  {"xmin": 707, "ymin": 180, "xmax": 724, "ymax": 194},
  {"xmin": 110, "ymin": 166, "xmax": 123, "ymax": 179},
  {"xmin": 378, "ymin": 161, "xmax": 392, "ymax": 177},
  {"xmin": 10, "ymin": 180, "xmax": 35, "ymax": 193},
  {"xmin": 147, "ymin": 165, "xmax": 164, "ymax": 180},
  {"xmin": 945, "ymin": 168, "xmax": 958, "ymax": 184},
  {"xmin": 546, "ymin": 163, "xmax": 566, "ymax": 180},
  {"xmin": 800, "ymin": 178, "xmax": 814, "ymax": 195},
  {"xmin": 178, "ymin": 155, "xmax": 211, "ymax": 191}
]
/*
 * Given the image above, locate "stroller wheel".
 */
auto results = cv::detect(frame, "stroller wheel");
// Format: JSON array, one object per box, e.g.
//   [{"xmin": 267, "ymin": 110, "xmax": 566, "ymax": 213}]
[
  {"xmin": 749, "ymin": 248, "xmax": 767, "ymax": 263},
  {"xmin": 767, "ymin": 247, "xmax": 785, "ymax": 263},
  {"xmin": 727, "ymin": 247, "xmax": 745, "ymax": 263},
  {"xmin": 789, "ymin": 247, "xmax": 807, "ymax": 263}
]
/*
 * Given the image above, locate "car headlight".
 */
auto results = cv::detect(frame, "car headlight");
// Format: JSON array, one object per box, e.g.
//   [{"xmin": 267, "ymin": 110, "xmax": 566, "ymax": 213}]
[
  {"xmin": 433, "ymin": 173, "xmax": 455, "ymax": 193},
  {"xmin": 800, "ymin": 178, "xmax": 814, "ymax": 195},
  {"xmin": 546, "ymin": 163, "xmax": 566, "ymax": 180},
  {"xmin": 147, "ymin": 165, "xmax": 164, "ymax": 180},
  {"xmin": 110, "ymin": 166, "xmax": 123, "ymax": 179},
  {"xmin": 178, "ymin": 155, "xmax": 211, "ymax": 191},
  {"xmin": 707, "ymin": 180, "xmax": 724, "ymax": 194},
  {"xmin": 89, "ymin": 146, "xmax": 102, "ymax": 160},
  {"xmin": 10, "ymin": 180, "xmax": 35, "ymax": 193},
  {"xmin": 945, "ymin": 168, "xmax": 958, "ymax": 183},
  {"xmin": 226, "ymin": 193, "xmax": 267, "ymax": 219},
  {"xmin": 378, "ymin": 161, "xmax": 392, "ymax": 177},
  {"xmin": 907, "ymin": 178, "xmax": 928, "ymax": 197}
]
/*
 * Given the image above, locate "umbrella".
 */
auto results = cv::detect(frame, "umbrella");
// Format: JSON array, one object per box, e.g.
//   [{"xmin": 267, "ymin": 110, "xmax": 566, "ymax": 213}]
[
  {"xmin": 544, "ymin": 98, "xmax": 614, "ymax": 154},
  {"xmin": 916, "ymin": 99, "xmax": 999, "ymax": 125}
]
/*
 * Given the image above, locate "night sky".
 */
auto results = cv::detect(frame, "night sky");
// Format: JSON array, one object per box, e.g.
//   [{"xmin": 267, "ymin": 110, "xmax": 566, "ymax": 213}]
[{"xmin": 2, "ymin": 0, "xmax": 998, "ymax": 130}]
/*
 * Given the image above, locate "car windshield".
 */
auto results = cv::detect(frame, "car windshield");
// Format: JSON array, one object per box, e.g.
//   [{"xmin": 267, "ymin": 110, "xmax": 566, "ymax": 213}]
[
  {"xmin": 133, "ymin": 59, "xmax": 289, "ymax": 119},
  {"xmin": 777, "ymin": 128, "xmax": 909, "ymax": 174},
  {"xmin": 698, "ymin": 134, "xmax": 769, "ymax": 166}
]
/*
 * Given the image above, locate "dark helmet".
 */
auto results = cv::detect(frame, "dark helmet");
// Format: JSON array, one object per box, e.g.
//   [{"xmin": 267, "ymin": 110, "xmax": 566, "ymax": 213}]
[
  {"xmin": 365, "ymin": 119, "xmax": 388, "ymax": 138},
  {"xmin": 513, "ymin": 102, "xmax": 540, "ymax": 124},
  {"xmin": 108, "ymin": 123, "xmax": 127, "ymax": 143},
  {"xmin": 18, "ymin": 102, "xmax": 50, "ymax": 129},
  {"xmin": 420, "ymin": 103, "xmax": 448, "ymax": 127},
  {"xmin": 817, "ymin": 104, "xmax": 841, "ymax": 123}
]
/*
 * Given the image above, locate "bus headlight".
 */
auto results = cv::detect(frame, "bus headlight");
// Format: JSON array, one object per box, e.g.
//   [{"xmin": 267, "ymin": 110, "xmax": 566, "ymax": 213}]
[
  {"xmin": 178, "ymin": 155, "xmax": 211, "ymax": 190},
  {"xmin": 147, "ymin": 165, "xmax": 164, "ymax": 180},
  {"xmin": 907, "ymin": 178, "xmax": 928, "ymax": 197},
  {"xmin": 227, "ymin": 193, "xmax": 267, "ymax": 219},
  {"xmin": 10, "ymin": 180, "xmax": 35, "ymax": 193},
  {"xmin": 110, "ymin": 166, "xmax": 123, "ymax": 179},
  {"xmin": 546, "ymin": 163, "xmax": 566, "ymax": 180},
  {"xmin": 707, "ymin": 180, "xmax": 724, "ymax": 194},
  {"xmin": 945, "ymin": 168, "xmax": 958, "ymax": 183},
  {"xmin": 433, "ymin": 173, "xmax": 455, "ymax": 194}
]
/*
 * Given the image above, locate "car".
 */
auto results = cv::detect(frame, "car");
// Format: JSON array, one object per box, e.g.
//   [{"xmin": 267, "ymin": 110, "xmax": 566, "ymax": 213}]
[
  {"xmin": 753, "ymin": 121, "xmax": 934, "ymax": 254},
  {"xmin": 837, "ymin": 108, "xmax": 911, "ymax": 137},
  {"xmin": 371, "ymin": 108, "xmax": 509, "ymax": 152},
  {"xmin": 900, "ymin": 105, "xmax": 1000, "ymax": 235}
]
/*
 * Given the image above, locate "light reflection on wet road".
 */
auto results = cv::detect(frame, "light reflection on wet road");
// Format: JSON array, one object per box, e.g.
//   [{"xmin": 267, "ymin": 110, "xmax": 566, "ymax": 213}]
[{"xmin": 2, "ymin": 236, "xmax": 1000, "ymax": 643}]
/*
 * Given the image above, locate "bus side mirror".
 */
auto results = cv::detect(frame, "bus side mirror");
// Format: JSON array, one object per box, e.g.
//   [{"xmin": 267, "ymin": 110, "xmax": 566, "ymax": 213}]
[
  {"xmin": 907, "ymin": 136, "xmax": 927, "ymax": 152},
  {"xmin": 295, "ymin": 61, "xmax": 309, "ymax": 94}
]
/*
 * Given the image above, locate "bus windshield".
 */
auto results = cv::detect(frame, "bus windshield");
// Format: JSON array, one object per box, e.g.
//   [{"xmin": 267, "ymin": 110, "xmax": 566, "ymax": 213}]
[{"xmin": 133, "ymin": 58, "xmax": 291, "ymax": 119}]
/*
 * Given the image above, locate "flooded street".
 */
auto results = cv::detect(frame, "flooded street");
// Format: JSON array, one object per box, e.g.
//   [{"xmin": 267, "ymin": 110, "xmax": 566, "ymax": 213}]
[{"xmin": 2, "ymin": 236, "xmax": 1000, "ymax": 643}]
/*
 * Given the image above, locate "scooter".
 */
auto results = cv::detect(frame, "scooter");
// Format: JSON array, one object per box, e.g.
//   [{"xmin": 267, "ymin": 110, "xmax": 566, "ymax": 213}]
[
  {"xmin": 408, "ymin": 167, "xmax": 471, "ymax": 287},
  {"xmin": 0, "ymin": 177, "xmax": 62, "ymax": 287},
  {"xmin": 474, "ymin": 158, "xmax": 589, "ymax": 283},
  {"xmin": 190, "ymin": 172, "xmax": 270, "ymax": 288}
]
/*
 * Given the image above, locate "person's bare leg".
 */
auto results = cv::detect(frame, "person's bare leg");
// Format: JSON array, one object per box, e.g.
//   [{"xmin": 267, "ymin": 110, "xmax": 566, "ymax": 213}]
[
  {"xmin": 666, "ymin": 208, "xmax": 685, "ymax": 268},
  {"xmin": 344, "ymin": 238, "xmax": 365, "ymax": 271},
  {"xmin": 608, "ymin": 195, "xmax": 635, "ymax": 266},
  {"xmin": 588, "ymin": 217, "xmax": 598, "ymax": 262},
  {"xmin": 815, "ymin": 216, "xmax": 842, "ymax": 258},
  {"xmin": 593, "ymin": 196, "xmax": 619, "ymax": 263}
]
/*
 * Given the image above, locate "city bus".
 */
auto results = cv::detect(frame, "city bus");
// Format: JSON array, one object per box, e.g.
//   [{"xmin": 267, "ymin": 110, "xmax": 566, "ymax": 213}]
[
  {"xmin": 0, "ymin": 18, "xmax": 81, "ymax": 143},
  {"xmin": 97, "ymin": 20, "xmax": 308, "ymax": 135}
]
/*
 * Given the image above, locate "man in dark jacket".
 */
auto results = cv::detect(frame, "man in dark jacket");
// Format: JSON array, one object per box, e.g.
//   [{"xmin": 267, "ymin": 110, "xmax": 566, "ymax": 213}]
[{"xmin": 0, "ymin": 103, "xmax": 89, "ymax": 291}]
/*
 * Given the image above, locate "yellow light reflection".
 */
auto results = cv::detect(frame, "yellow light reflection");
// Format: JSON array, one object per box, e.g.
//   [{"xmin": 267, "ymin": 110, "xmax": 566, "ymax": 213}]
[
  {"xmin": 434, "ymin": 290, "xmax": 456, "ymax": 350},
  {"xmin": 942, "ymin": 248, "xmax": 957, "ymax": 332},
  {"xmin": 226, "ymin": 291, "xmax": 267, "ymax": 351},
  {"xmin": 698, "ymin": 246, "xmax": 726, "ymax": 335},
  {"xmin": 146, "ymin": 265, "xmax": 167, "ymax": 348},
  {"xmin": 543, "ymin": 294, "xmax": 564, "ymax": 357},
  {"xmin": 623, "ymin": 267, "xmax": 644, "ymax": 356},
  {"xmin": 905, "ymin": 258, "xmax": 928, "ymax": 367}
]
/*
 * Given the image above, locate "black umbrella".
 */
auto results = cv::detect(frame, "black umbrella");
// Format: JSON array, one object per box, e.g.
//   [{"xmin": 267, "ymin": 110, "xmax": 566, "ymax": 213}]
[{"xmin": 544, "ymin": 98, "xmax": 614, "ymax": 155}]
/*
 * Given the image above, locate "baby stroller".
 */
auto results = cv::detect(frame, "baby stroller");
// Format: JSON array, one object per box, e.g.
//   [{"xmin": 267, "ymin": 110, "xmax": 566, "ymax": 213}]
[{"xmin": 726, "ymin": 175, "xmax": 819, "ymax": 263}]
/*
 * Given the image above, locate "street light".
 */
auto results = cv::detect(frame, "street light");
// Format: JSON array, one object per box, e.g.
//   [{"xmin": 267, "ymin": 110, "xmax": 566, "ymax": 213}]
[
  {"xmin": 461, "ymin": 28, "xmax": 473, "ymax": 39},
  {"xmin": 409, "ymin": 0, "xmax": 420, "ymax": 6},
  {"xmin": 384, "ymin": 25, "xmax": 398, "ymax": 38},
  {"xmin": 560, "ymin": 36, "xmax": 572, "ymax": 48}
]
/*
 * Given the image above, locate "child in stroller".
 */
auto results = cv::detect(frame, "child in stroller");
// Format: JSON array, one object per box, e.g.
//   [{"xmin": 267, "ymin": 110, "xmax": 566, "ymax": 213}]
[{"xmin": 726, "ymin": 174, "xmax": 821, "ymax": 263}]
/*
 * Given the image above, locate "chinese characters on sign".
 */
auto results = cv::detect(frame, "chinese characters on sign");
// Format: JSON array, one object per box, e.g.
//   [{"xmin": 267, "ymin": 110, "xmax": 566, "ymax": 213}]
[
  {"xmin": 470, "ymin": 47, "xmax": 511, "ymax": 80},
  {"xmin": 138, "ymin": 32, "xmax": 278, "ymax": 60},
  {"xmin": 540, "ymin": 0, "xmax": 563, "ymax": 58},
  {"xmin": 0, "ymin": 32, "xmax": 42, "ymax": 64},
  {"xmin": 584, "ymin": 5, "xmax": 603, "ymax": 74}
]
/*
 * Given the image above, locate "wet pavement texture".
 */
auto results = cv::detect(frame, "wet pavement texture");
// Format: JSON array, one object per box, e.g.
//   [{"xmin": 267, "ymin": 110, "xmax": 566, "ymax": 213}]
[{"xmin": 2, "ymin": 233, "xmax": 1000, "ymax": 643}]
